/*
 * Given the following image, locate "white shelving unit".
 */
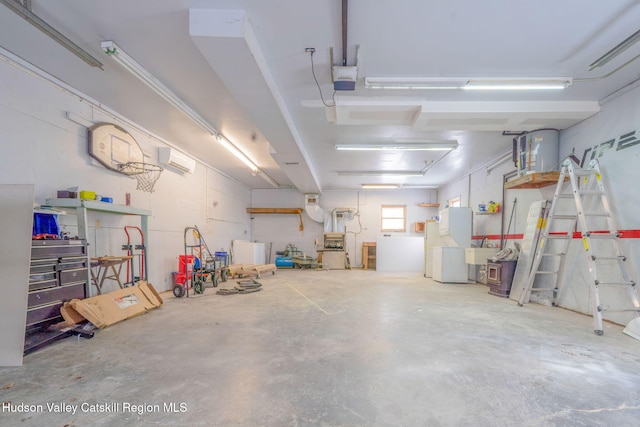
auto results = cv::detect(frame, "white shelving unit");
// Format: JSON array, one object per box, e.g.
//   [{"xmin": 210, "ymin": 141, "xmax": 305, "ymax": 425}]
[{"xmin": 44, "ymin": 199, "xmax": 152, "ymax": 296}]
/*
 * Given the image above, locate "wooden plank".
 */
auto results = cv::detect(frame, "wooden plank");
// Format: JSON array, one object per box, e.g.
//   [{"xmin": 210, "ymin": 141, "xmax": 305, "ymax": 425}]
[
  {"xmin": 246, "ymin": 208, "xmax": 303, "ymax": 214},
  {"xmin": 504, "ymin": 172, "xmax": 561, "ymax": 189},
  {"xmin": 246, "ymin": 208, "xmax": 304, "ymax": 231},
  {"xmin": 418, "ymin": 203, "xmax": 440, "ymax": 207}
]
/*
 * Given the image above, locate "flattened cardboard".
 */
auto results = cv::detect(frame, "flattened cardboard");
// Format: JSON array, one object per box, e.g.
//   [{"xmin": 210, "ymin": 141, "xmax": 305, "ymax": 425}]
[
  {"xmin": 60, "ymin": 302, "xmax": 86, "ymax": 326},
  {"xmin": 69, "ymin": 298, "xmax": 113, "ymax": 329},
  {"xmin": 109, "ymin": 287, "xmax": 152, "ymax": 315},
  {"xmin": 67, "ymin": 283, "xmax": 162, "ymax": 329},
  {"xmin": 136, "ymin": 281, "xmax": 163, "ymax": 307}
]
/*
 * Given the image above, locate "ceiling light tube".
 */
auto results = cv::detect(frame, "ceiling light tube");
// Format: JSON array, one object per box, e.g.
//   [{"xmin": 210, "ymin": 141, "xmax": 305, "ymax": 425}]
[
  {"xmin": 464, "ymin": 77, "xmax": 571, "ymax": 90},
  {"xmin": 361, "ymin": 184, "xmax": 399, "ymax": 189},
  {"xmin": 338, "ymin": 170, "xmax": 425, "ymax": 177},
  {"xmin": 102, "ymin": 41, "xmax": 270, "ymax": 179},
  {"xmin": 365, "ymin": 76, "xmax": 571, "ymax": 91},
  {"xmin": 365, "ymin": 77, "xmax": 465, "ymax": 90},
  {"xmin": 2, "ymin": 0, "xmax": 103, "ymax": 69},
  {"xmin": 216, "ymin": 135, "xmax": 260, "ymax": 173},
  {"xmin": 464, "ymin": 82, "xmax": 568, "ymax": 90},
  {"xmin": 335, "ymin": 142, "xmax": 458, "ymax": 151},
  {"xmin": 590, "ymin": 29, "xmax": 640, "ymax": 70},
  {"xmin": 101, "ymin": 41, "xmax": 217, "ymax": 135},
  {"xmin": 257, "ymin": 170, "xmax": 279, "ymax": 188}
]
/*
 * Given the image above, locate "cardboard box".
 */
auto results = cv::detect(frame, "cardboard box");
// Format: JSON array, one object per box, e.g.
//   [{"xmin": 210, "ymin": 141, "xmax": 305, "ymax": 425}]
[
  {"xmin": 68, "ymin": 282, "xmax": 162, "ymax": 328},
  {"xmin": 60, "ymin": 302, "xmax": 86, "ymax": 326},
  {"xmin": 137, "ymin": 280, "xmax": 163, "ymax": 307}
]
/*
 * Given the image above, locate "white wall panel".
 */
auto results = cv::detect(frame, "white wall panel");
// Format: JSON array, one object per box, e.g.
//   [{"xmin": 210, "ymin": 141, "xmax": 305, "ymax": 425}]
[
  {"xmin": 0, "ymin": 55, "xmax": 250, "ymax": 293},
  {"xmin": 0, "ymin": 184, "xmax": 34, "ymax": 366},
  {"xmin": 556, "ymin": 86, "xmax": 640, "ymax": 325}
]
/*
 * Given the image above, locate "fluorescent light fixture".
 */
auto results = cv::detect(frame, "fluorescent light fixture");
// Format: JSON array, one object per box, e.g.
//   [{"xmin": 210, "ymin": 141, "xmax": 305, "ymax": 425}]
[
  {"xmin": 590, "ymin": 29, "xmax": 640, "ymax": 70},
  {"xmin": 365, "ymin": 76, "xmax": 571, "ymax": 91},
  {"xmin": 102, "ymin": 40, "xmax": 278, "ymax": 186},
  {"xmin": 337, "ymin": 158, "xmax": 440, "ymax": 177},
  {"xmin": 365, "ymin": 77, "xmax": 464, "ymax": 90},
  {"xmin": 361, "ymin": 184, "xmax": 399, "ymax": 189},
  {"xmin": 463, "ymin": 79, "xmax": 569, "ymax": 91},
  {"xmin": 257, "ymin": 170, "xmax": 279, "ymax": 188},
  {"xmin": 1, "ymin": 0, "xmax": 103, "ymax": 69},
  {"xmin": 338, "ymin": 170, "xmax": 425, "ymax": 177},
  {"xmin": 216, "ymin": 135, "xmax": 259, "ymax": 173},
  {"xmin": 399, "ymin": 184, "xmax": 438, "ymax": 189},
  {"xmin": 102, "ymin": 41, "xmax": 216, "ymax": 134},
  {"xmin": 335, "ymin": 141, "xmax": 458, "ymax": 151}
]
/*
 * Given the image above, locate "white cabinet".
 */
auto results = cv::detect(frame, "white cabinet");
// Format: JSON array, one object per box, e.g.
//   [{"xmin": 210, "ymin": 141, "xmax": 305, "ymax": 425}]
[
  {"xmin": 465, "ymin": 248, "xmax": 498, "ymax": 265},
  {"xmin": 232, "ymin": 241, "xmax": 266, "ymax": 265},
  {"xmin": 433, "ymin": 247, "xmax": 468, "ymax": 283}
]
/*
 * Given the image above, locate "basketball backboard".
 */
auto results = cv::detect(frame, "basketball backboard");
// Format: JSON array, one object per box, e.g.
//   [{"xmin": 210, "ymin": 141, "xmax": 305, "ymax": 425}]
[{"xmin": 88, "ymin": 123, "xmax": 144, "ymax": 172}]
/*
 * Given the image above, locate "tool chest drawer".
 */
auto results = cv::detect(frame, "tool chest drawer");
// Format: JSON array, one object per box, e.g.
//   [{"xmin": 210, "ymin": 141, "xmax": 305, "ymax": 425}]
[
  {"xmin": 28, "ymin": 283, "xmax": 86, "ymax": 308},
  {"xmin": 27, "ymin": 240, "xmax": 88, "ymax": 330},
  {"xmin": 30, "ymin": 258, "xmax": 58, "ymax": 274},
  {"xmin": 59, "ymin": 268, "xmax": 88, "ymax": 285},
  {"xmin": 26, "ymin": 302, "xmax": 64, "ymax": 327},
  {"xmin": 28, "ymin": 273, "xmax": 58, "ymax": 291},
  {"xmin": 31, "ymin": 240, "xmax": 87, "ymax": 258},
  {"xmin": 58, "ymin": 256, "xmax": 87, "ymax": 271}
]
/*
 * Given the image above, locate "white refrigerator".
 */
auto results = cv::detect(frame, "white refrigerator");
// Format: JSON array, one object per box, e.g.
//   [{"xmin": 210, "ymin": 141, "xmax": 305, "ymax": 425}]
[
  {"xmin": 424, "ymin": 221, "xmax": 445, "ymax": 278},
  {"xmin": 432, "ymin": 207, "xmax": 472, "ymax": 283}
]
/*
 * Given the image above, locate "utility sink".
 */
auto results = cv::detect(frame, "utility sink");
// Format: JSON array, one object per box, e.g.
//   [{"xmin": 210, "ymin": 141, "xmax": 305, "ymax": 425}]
[{"xmin": 465, "ymin": 247, "xmax": 499, "ymax": 265}]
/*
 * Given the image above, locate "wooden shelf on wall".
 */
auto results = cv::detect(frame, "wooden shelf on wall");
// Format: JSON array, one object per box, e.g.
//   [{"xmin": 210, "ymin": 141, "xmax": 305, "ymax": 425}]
[
  {"xmin": 504, "ymin": 172, "xmax": 562, "ymax": 189},
  {"xmin": 418, "ymin": 203, "xmax": 440, "ymax": 207},
  {"xmin": 246, "ymin": 208, "xmax": 304, "ymax": 231}
]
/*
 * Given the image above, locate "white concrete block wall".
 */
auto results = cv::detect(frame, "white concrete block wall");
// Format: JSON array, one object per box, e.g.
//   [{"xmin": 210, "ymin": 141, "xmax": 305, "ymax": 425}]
[
  {"xmin": 437, "ymin": 85, "xmax": 640, "ymax": 325},
  {"xmin": 0, "ymin": 55, "xmax": 251, "ymax": 293},
  {"xmin": 438, "ymin": 152, "xmax": 547, "ymax": 249},
  {"xmin": 555, "ymin": 86, "xmax": 640, "ymax": 325}
]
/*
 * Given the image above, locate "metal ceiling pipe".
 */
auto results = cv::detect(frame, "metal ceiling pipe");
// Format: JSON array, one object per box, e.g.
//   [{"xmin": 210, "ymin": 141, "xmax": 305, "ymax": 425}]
[
  {"xmin": 332, "ymin": 207, "xmax": 355, "ymax": 232},
  {"xmin": 342, "ymin": 0, "xmax": 348, "ymax": 66}
]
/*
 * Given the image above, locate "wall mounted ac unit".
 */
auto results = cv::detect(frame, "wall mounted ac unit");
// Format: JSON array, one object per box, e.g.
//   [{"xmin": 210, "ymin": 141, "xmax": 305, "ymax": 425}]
[{"xmin": 158, "ymin": 147, "xmax": 196, "ymax": 174}]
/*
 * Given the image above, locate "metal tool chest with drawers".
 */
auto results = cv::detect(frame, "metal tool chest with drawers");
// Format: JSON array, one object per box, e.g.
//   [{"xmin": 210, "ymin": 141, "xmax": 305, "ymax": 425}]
[{"xmin": 25, "ymin": 239, "xmax": 89, "ymax": 353}]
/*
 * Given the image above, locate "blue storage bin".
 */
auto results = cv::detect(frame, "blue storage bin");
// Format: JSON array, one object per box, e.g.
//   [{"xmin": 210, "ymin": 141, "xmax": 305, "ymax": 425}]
[{"xmin": 33, "ymin": 213, "xmax": 59, "ymax": 237}]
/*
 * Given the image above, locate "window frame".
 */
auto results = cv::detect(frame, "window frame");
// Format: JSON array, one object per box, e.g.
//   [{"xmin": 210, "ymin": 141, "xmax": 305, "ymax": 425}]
[
  {"xmin": 448, "ymin": 196, "xmax": 461, "ymax": 208},
  {"xmin": 381, "ymin": 204, "xmax": 407, "ymax": 232}
]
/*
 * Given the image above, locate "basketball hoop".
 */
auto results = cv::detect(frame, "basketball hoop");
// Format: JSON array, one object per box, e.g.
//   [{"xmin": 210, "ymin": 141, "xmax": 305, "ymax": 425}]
[{"xmin": 118, "ymin": 162, "xmax": 163, "ymax": 193}]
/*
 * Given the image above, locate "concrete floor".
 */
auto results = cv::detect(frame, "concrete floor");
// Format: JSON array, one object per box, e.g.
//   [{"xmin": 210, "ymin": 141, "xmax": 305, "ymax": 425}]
[{"xmin": 2, "ymin": 269, "xmax": 640, "ymax": 427}]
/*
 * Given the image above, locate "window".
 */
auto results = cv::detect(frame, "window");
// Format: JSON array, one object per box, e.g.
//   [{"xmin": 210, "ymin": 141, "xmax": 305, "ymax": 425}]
[
  {"xmin": 448, "ymin": 196, "xmax": 461, "ymax": 208},
  {"xmin": 381, "ymin": 205, "xmax": 406, "ymax": 232}
]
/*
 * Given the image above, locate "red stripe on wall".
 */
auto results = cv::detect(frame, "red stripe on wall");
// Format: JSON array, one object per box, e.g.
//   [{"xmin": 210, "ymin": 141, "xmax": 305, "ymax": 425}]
[
  {"xmin": 472, "ymin": 234, "xmax": 523, "ymax": 241},
  {"xmin": 472, "ymin": 229, "xmax": 640, "ymax": 240},
  {"xmin": 619, "ymin": 229, "xmax": 640, "ymax": 238}
]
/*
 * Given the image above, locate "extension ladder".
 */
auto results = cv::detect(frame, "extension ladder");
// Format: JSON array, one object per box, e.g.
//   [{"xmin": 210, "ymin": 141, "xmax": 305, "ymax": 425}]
[{"xmin": 516, "ymin": 158, "xmax": 640, "ymax": 335}]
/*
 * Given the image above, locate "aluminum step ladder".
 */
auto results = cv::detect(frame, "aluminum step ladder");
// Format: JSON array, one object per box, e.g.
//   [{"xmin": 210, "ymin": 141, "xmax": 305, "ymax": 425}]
[{"xmin": 516, "ymin": 158, "xmax": 640, "ymax": 335}]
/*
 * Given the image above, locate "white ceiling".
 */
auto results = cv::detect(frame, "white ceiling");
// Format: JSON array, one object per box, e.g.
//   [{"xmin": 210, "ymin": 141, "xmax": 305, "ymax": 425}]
[{"xmin": 1, "ymin": 0, "xmax": 639, "ymax": 192}]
